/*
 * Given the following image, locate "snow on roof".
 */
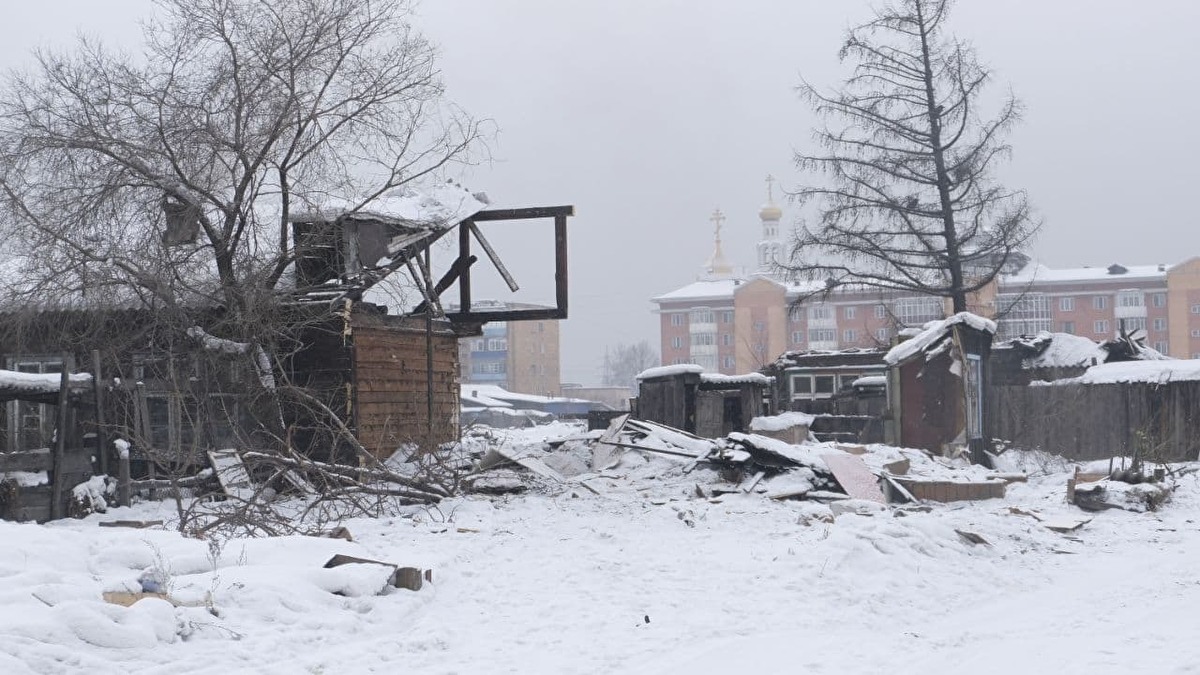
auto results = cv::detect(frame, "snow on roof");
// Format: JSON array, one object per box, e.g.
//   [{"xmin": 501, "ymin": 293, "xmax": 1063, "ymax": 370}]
[
  {"xmin": 636, "ymin": 364, "xmax": 705, "ymax": 380},
  {"xmin": 1049, "ymin": 359, "xmax": 1200, "ymax": 385},
  {"xmin": 852, "ymin": 375, "xmax": 887, "ymax": 387},
  {"xmin": 1013, "ymin": 332, "xmax": 1106, "ymax": 370},
  {"xmin": 459, "ymin": 385, "xmax": 514, "ymax": 408},
  {"xmin": 460, "ymin": 383, "xmax": 589, "ymax": 405},
  {"xmin": 1002, "ymin": 262, "xmax": 1168, "ymax": 285},
  {"xmin": 749, "ymin": 411, "xmax": 815, "ymax": 432},
  {"xmin": 652, "ymin": 279, "xmax": 743, "ymax": 303},
  {"xmin": 0, "ymin": 370, "xmax": 92, "ymax": 396},
  {"xmin": 290, "ymin": 182, "xmax": 487, "ymax": 229},
  {"xmin": 884, "ymin": 312, "xmax": 997, "ymax": 365},
  {"xmin": 700, "ymin": 372, "xmax": 773, "ymax": 386}
]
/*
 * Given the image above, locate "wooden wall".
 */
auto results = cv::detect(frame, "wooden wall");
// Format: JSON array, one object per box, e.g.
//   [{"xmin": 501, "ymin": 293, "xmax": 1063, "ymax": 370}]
[
  {"xmin": 636, "ymin": 374, "xmax": 699, "ymax": 433},
  {"xmin": 0, "ymin": 447, "xmax": 92, "ymax": 522},
  {"xmin": 989, "ymin": 381, "xmax": 1200, "ymax": 461},
  {"xmin": 351, "ymin": 315, "xmax": 460, "ymax": 459}
]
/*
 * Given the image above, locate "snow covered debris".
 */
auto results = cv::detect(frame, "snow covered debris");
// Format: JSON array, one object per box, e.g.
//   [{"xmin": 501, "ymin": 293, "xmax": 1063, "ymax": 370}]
[
  {"xmin": 749, "ymin": 411, "xmax": 815, "ymax": 432},
  {"xmin": 292, "ymin": 182, "xmax": 487, "ymax": 229},
  {"xmin": 884, "ymin": 312, "xmax": 996, "ymax": 365},
  {"xmin": 1050, "ymin": 359, "xmax": 1200, "ymax": 385}
]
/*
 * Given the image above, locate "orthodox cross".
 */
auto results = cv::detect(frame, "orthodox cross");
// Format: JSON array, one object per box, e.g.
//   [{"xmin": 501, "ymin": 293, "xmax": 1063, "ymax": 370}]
[
  {"xmin": 765, "ymin": 174, "xmax": 776, "ymax": 202},
  {"xmin": 710, "ymin": 207, "xmax": 726, "ymax": 240}
]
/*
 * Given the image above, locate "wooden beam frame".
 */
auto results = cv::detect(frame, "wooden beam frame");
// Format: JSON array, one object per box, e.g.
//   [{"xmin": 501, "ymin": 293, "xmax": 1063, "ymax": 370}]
[{"xmin": 444, "ymin": 205, "xmax": 573, "ymax": 325}]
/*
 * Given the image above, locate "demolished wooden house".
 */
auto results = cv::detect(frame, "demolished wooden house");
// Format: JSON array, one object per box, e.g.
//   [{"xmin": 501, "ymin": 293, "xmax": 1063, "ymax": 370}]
[
  {"xmin": 760, "ymin": 348, "xmax": 889, "ymax": 444},
  {"xmin": 0, "ymin": 185, "xmax": 574, "ymax": 520}
]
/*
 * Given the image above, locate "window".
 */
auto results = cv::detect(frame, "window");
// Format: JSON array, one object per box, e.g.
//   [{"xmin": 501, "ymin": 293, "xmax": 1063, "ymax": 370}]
[
  {"xmin": 808, "ymin": 305, "xmax": 833, "ymax": 321},
  {"xmin": 996, "ymin": 293, "xmax": 1051, "ymax": 339},
  {"xmin": 1153, "ymin": 341, "xmax": 1168, "ymax": 353},
  {"xmin": 721, "ymin": 311, "xmax": 734, "ymax": 324},
  {"xmin": 874, "ymin": 305, "xmax": 886, "ymax": 319},
  {"xmin": 838, "ymin": 374, "xmax": 860, "ymax": 390},
  {"xmin": 814, "ymin": 376, "xmax": 835, "ymax": 395},
  {"xmin": 1152, "ymin": 293, "xmax": 1167, "ymax": 308},
  {"xmin": 1093, "ymin": 296, "xmax": 1108, "ymax": 310},
  {"xmin": 1059, "ymin": 297, "xmax": 1074, "ymax": 312},
  {"xmin": 1153, "ymin": 318, "xmax": 1167, "ymax": 332},
  {"xmin": 1094, "ymin": 320, "xmax": 1110, "ymax": 335},
  {"xmin": 691, "ymin": 309, "xmax": 715, "ymax": 324},
  {"xmin": 722, "ymin": 355, "xmax": 736, "ymax": 369},
  {"xmin": 893, "ymin": 296, "xmax": 943, "ymax": 326},
  {"xmin": 6, "ymin": 356, "xmax": 64, "ymax": 451},
  {"xmin": 690, "ymin": 333, "xmax": 715, "ymax": 346},
  {"xmin": 537, "ymin": 322, "xmax": 545, "ymax": 333},
  {"xmin": 791, "ymin": 331, "xmax": 804, "ymax": 344},
  {"xmin": 875, "ymin": 328, "xmax": 889, "ymax": 342},
  {"xmin": 486, "ymin": 338, "xmax": 507, "ymax": 352},
  {"xmin": 670, "ymin": 313, "xmax": 685, "ymax": 326},
  {"xmin": 842, "ymin": 329, "xmax": 858, "ymax": 343},
  {"xmin": 1116, "ymin": 291, "xmax": 1144, "ymax": 308},
  {"xmin": 721, "ymin": 333, "xmax": 734, "ymax": 346},
  {"xmin": 753, "ymin": 321, "xmax": 766, "ymax": 333},
  {"xmin": 1192, "ymin": 305, "xmax": 1200, "ymax": 315},
  {"xmin": 1192, "ymin": 330, "xmax": 1200, "ymax": 338},
  {"xmin": 671, "ymin": 336, "xmax": 683, "ymax": 349},
  {"xmin": 1122, "ymin": 317, "xmax": 1146, "ymax": 332},
  {"xmin": 808, "ymin": 328, "xmax": 836, "ymax": 343},
  {"xmin": 844, "ymin": 306, "xmax": 856, "ymax": 319},
  {"xmin": 1061, "ymin": 321, "xmax": 1075, "ymax": 334}
]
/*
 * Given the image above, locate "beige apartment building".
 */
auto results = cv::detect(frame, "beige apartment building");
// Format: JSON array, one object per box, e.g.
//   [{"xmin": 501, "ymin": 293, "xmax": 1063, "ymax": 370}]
[
  {"xmin": 457, "ymin": 301, "xmax": 562, "ymax": 396},
  {"xmin": 654, "ymin": 193, "xmax": 1200, "ymax": 373}
]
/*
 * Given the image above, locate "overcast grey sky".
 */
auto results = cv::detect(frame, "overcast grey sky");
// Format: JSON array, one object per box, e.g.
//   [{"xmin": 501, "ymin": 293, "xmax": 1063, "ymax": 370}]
[{"xmin": 4, "ymin": 1, "xmax": 1198, "ymax": 385}]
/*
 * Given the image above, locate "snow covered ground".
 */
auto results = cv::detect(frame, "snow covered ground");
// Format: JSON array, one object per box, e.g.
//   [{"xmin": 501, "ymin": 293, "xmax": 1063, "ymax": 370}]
[{"xmin": 3, "ymin": 425, "xmax": 1199, "ymax": 674}]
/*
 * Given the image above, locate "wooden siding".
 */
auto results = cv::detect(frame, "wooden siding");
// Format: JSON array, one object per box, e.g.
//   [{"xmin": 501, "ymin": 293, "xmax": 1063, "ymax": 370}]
[{"xmin": 351, "ymin": 318, "xmax": 460, "ymax": 459}]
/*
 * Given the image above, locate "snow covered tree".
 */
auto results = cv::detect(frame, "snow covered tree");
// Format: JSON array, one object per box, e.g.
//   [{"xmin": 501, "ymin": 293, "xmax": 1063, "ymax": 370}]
[
  {"xmin": 602, "ymin": 341, "xmax": 659, "ymax": 390},
  {"xmin": 786, "ymin": 0, "xmax": 1037, "ymax": 313}
]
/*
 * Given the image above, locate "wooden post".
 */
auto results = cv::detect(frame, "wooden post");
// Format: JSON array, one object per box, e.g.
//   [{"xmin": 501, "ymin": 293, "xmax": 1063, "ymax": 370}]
[
  {"xmin": 50, "ymin": 359, "xmax": 71, "ymax": 520},
  {"xmin": 424, "ymin": 250, "xmax": 434, "ymax": 440},
  {"xmin": 91, "ymin": 350, "xmax": 109, "ymax": 477},
  {"xmin": 118, "ymin": 441, "xmax": 132, "ymax": 507},
  {"xmin": 136, "ymin": 382, "xmax": 156, "ymax": 499}
]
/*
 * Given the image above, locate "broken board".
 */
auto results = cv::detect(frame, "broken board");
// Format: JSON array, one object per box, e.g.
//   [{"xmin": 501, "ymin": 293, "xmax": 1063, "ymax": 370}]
[
  {"xmin": 591, "ymin": 413, "xmax": 629, "ymax": 472},
  {"xmin": 823, "ymin": 453, "xmax": 887, "ymax": 503},
  {"xmin": 207, "ymin": 449, "xmax": 256, "ymax": 501}
]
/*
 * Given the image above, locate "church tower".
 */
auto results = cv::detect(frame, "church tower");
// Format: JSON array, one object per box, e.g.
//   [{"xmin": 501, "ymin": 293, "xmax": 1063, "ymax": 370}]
[
  {"xmin": 756, "ymin": 175, "xmax": 785, "ymax": 277},
  {"xmin": 703, "ymin": 207, "xmax": 734, "ymax": 279}
]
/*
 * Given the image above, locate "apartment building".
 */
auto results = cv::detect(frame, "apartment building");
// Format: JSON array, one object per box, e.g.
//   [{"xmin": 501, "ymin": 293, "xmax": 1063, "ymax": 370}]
[
  {"xmin": 653, "ymin": 194, "xmax": 1200, "ymax": 372},
  {"xmin": 457, "ymin": 301, "xmax": 562, "ymax": 396}
]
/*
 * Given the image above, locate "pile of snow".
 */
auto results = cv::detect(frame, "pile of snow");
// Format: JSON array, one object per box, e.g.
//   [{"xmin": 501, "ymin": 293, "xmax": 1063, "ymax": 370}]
[
  {"xmin": 699, "ymin": 372, "xmax": 773, "ymax": 386},
  {"xmin": 0, "ymin": 370, "xmax": 92, "ymax": 396},
  {"xmin": 291, "ymin": 182, "xmax": 487, "ymax": 228},
  {"xmin": 749, "ymin": 411, "xmax": 815, "ymax": 432},
  {"xmin": 1013, "ymin": 331, "xmax": 1106, "ymax": 370}
]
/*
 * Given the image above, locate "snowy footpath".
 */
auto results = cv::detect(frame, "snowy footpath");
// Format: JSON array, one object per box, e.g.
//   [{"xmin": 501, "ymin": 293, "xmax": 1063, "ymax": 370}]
[{"xmin": 3, "ymin": 444, "xmax": 1200, "ymax": 673}]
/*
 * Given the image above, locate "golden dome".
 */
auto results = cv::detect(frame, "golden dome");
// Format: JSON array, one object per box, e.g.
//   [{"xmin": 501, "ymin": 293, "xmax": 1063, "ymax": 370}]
[{"xmin": 759, "ymin": 202, "xmax": 782, "ymax": 221}]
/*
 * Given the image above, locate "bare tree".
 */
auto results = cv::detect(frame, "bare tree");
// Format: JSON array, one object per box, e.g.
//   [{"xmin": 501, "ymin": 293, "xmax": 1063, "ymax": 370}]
[
  {"xmin": 786, "ymin": 0, "xmax": 1037, "ymax": 313},
  {"xmin": 602, "ymin": 341, "xmax": 659, "ymax": 390},
  {"xmin": 0, "ymin": 0, "xmax": 482, "ymax": 519}
]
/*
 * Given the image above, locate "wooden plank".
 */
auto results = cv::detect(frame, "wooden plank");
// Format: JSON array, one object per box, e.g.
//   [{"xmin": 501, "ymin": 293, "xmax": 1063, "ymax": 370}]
[
  {"xmin": 823, "ymin": 453, "xmax": 887, "ymax": 503},
  {"xmin": 468, "ymin": 221, "xmax": 519, "ymax": 292},
  {"xmin": 207, "ymin": 449, "xmax": 256, "ymax": 501},
  {"xmin": 554, "ymin": 213, "xmax": 568, "ymax": 316},
  {"xmin": 0, "ymin": 450, "xmax": 53, "ymax": 472},
  {"xmin": 591, "ymin": 413, "xmax": 629, "ymax": 471},
  {"xmin": 51, "ymin": 365, "xmax": 71, "ymax": 520},
  {"xmin": 470, "ymin": 205, "xmax": 574, "ymax": 221}
]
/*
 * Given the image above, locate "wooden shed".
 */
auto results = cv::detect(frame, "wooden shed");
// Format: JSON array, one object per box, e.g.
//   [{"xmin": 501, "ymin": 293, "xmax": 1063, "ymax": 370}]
[
  {"xmin": 634, "ymin": 365, "xmax": 771, "ymax": 438},
  {"xmin": 885, "ymin": 313, "xmax": 996, "ymax": 463}
]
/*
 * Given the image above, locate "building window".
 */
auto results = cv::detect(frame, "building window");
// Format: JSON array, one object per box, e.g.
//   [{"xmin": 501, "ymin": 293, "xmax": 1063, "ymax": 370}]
[
  {"xmin": 1121, "ymin": 317, "xmax": 1147, "ymax": 332},
  {"xmin": 1192, "ymin": 305, "xmax": 1200, "ymax": 315},
  {"xmin": 670, "ymin": 313, "xmax": 685, "ymax": 326},
  {"xmin": 808, "ymin": 328, "xmax": 836, "ymax": 343},
  {"xmin": 690, "ymin": 333, "xmax": 715, "ymax": 346},
  {"xmin": 722, "ymin": 355, "xmax": 736, "ymax": 369},
  {"xmin": 1153, "ymin": 318, "xmax": 1167, "ymax": 332},
  {"xmin": 808, "ymin": 305, "xmax": 832, "ymax": 321},
  {"xmin": 6, "ymin": 356, "xmax": 64, "ymax": 451},
  {"xmin": 1094, "ymin": 320, "xmax": 1110, "ymax": 335},
  {"xmin": 721, "ymin": 333, "xmax": 734, "ymax": 346},
  {"xmin": 791, "ymin": 331, "xmax": 804, "ymax": 344},
  {"xmin": 721, "ymin": 311, "xmax": 734, "ymax": 324},
  {"xmin": 1192, "ymin": 330, "xmax": 1200, "ymax": 338},
  {"xmin": 1152, "ymin": 293, "xmax": 1167, "ymax": 308},
  {"xmin": 671, "ymin": 336, "xmax": 683, "ymax": 349},
  {"xmin": 874, "ymin": 305, "xmax": 886, "ymax": 319},
  {"xmin": 893, "ymin": 296, "xmax": 942, "ymax": 326},
  {"xmin": 790, "ymin": 374, "xmax": 838, "ymax": 400},
  {"xmin": 1059, "ymin": 297, "xmax": 1074, "ymax": 312},
  {"xmin": 875, "ymin": 327, "xmax": 889, "ymax": 342},
  {"xmin": 691, "ymin": 309, "xmax": 715, "ymax": 324},
  {"xmin": 1061, "ymin": 321, "xmax": 1075, "ymax": 334},
  {"xmin": 996, "ymin": 293, "xmax": 1051, "ymax": 339},
  {"xmin": 844, "ymin": 306, "xmax": 856, "ymax": 319},
  {"xmin": 1153, "ymin": 341, "xmax": 1168, "ymax": 353},
  {"xmin": 753, "ymin": 321, "xmax": 766, "ymax": 333},
  {"xmin": 486, "ymin": 338, "xmax": 507, "ymax": 352},
  {"xmin": 1116, "ymin": 291, "xmax": 1144, "ymax": 308},
  {"xmin": 842, "ymin": 329, "xmax": 858, "ymax": 343},
  {"xmin": 1093, "ymin": 296, "xmax": 1108, "ymax": 310}
]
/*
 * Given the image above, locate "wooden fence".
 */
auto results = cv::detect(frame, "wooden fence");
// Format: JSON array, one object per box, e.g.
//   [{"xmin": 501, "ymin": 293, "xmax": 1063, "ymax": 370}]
[
  {"xmin": 0, "ymin": 447, "xmax": 93, "ymax": 522},
  {"xmin": 989, "ymin": 380, "xmax": 1200, "ymax": 462}
]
